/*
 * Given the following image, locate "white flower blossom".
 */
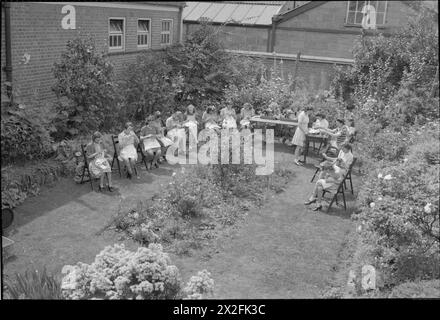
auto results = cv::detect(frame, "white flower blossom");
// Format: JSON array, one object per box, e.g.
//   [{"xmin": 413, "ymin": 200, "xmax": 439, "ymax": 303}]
[
  {"xmin": 424, "ymin": 203, "xmax": 432, "ymax": 214},
  {"xmin": 370, "ymin": 202, "xmax": 376, "ymax": 208},
  {"xmin": 377, "ymin": 173, "xmax": 383, "ymax": 179},
  {"xmin": 383, "ymin": 174, "xmax": 392, "ymax": 180}
]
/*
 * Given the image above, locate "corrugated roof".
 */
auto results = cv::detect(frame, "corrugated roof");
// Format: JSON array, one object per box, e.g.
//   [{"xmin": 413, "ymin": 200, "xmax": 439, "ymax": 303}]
[{"xmin": 183, "ymin": 2, "xmax": 283, "ymax": 26}]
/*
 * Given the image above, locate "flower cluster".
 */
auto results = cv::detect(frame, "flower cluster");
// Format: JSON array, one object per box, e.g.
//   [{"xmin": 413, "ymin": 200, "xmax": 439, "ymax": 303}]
[
  {"xmin": 183, "ymin": 270, "xmax": 215, "ymax": 300},
  {"xmin": 61, "ymin": 244, "xmax": 181, "ymax": 299}
]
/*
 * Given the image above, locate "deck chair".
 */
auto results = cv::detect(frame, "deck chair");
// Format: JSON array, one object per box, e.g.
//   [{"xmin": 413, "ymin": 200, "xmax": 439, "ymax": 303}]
[
  {"xmin": 80, "ymin": 144, "xmax": 95, "ymax": 190},
  {"xmin": 111, "ymin": 135, "xmax": 138, "ymax": 177}
]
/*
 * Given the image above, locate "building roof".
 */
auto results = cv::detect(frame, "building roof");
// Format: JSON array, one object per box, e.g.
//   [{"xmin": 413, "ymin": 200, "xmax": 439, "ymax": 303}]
[{"xmin": 183, "ymin": 1, "xmax": 284, "ymax": 26}]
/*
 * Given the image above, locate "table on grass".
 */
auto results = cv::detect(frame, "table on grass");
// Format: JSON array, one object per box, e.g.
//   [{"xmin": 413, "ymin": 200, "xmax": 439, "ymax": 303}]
[{"xmin": 303, "ymin": 134, "xmax": 328, "ymax": 164}]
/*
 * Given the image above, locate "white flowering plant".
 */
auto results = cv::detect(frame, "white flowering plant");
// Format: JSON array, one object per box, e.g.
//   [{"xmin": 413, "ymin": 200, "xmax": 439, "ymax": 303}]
[{"xmin": 61, "ymin": 243, "xmax": 214, "ymax": 300}]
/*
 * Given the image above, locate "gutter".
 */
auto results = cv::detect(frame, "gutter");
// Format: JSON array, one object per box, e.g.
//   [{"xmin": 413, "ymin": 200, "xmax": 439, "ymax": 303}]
[{"xmin": 3, "ymin": 2, "xmax": 13, "ymax": 103}]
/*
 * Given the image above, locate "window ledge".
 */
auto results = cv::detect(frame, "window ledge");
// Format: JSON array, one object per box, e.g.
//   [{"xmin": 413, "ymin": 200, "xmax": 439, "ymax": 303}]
[{"xmin": 344, "ymin": 23, "xmax": 387, "ymax": 29}]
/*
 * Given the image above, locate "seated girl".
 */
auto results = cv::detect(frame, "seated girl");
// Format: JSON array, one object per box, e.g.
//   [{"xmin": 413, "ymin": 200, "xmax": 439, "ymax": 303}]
[
  {"xmin": 151, "ymin": 111, "xmax": 173, "ymax": 162},
  {"xmin": 86, "ymin": 131, "xmax": 114, "ymax": 191},
  {"xmin": 304, "ymin": 158, "xmax": 347, "ymax": 211},
  {"xmin": 166, "ymin": 111, "xmax": 186, "ymax": 155},
  {"xmin": 183, "ymin": 104, "xmax": 198, "ymax": 145},
  {"xmin": 117, "ymin": 122, "xmax": 140, "ymax": 179},
  {"xmin": 140, "ymin": 116, "xmax": 162, "ymax": 169},
  {"xmin": 220, "ymin": 105, "xmax": 237, "ymax": 129},
  {"xmin": 202, "ymin": 106, "xmax": 221, "ymax": 131},
  {"xmin": 317, "ymin": 143, "xmax": 354, "ymax": 180}
]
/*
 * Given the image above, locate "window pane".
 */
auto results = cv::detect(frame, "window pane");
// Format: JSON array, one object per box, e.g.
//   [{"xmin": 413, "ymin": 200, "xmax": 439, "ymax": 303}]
[
  {"xmin": 110, "ymin": 20, "xmax": 123, "ymax": 32},
  {"xmin": 376, "ymin": 12, "xmax": 384, "ymax": 24},
  {"xmin": 138, "ymin": 20, "xmax": 149, "ymax": 32},
  {"xmin": 377, "ymin": 0, "xmax": 386, "ymax": 12},
  {"xmin": 109, "ymin": 36, "xmax": 113, "ymax": 47},
  {"xmin": 117, "ymin": 36, "xmax": 121, "ymax": 47},
  {"xmin": 355, "ymin": 12, "xmax": 363, "ymax": 24},
  {"xmin": 347, "ymin": 11, "xmax": 356, "ymax": 24},
  {"xmin": 357, "ymin": 1, "xmax": 366, "ymax": 12},
  {"xmin": 349, "ymin": 1, "xmax": 357, "ymax": 11}
]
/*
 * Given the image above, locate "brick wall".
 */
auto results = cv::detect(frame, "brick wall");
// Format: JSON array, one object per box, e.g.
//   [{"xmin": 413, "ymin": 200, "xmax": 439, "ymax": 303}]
[
  {"xmin": 275, "ymin": 1, "xmax": 417, "ymax": 59},
  {"xmin": 4, "ymin": 2, "xmax": 181, "ymax": 106},
  {"xmin": 184, "ymin": 23, "xmax": 270, "ymax": 52},
  {"xmin": 1, "ymin": 6, "xmax": 6, "ymax": 102}
]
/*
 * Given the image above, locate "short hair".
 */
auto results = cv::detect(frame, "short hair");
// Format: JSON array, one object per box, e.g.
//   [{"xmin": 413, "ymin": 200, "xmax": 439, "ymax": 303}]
[
  {"xmin": 305, "ymin": 106, "xmax": 314, "ymax": 111},
  {"xmin": 342, "ymin": 143, "xmax": 352, "ymax": 152},
  {"xmin": 336, "ymin": 118, "xmax": 345, "ymax": 124},
  {"xmin": 125, "ymin": 122, "xmax": 133, "ymax": 129},
  {"xmin": 92, "ymin": 131, "xmax": 102, "ymax": 141}
]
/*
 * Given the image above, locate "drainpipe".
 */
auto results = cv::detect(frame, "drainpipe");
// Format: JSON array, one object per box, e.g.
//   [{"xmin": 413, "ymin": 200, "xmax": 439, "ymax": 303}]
[
  {"xmin": 178, "ymin": 5, "xmax": 184, "ymax": 44},
  {"xmin": 3, "ymin": 2, "xmax": 13, "ymax": 103},
  {"xmin": 270, "ymin": 15, "xmax": 280, "ymax": 53}
]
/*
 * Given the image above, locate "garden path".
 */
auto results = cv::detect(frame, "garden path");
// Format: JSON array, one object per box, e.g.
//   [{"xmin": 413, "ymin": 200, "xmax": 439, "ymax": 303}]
[{"xmin": 3, "ymin": 144, "xmax": 357, "ymax": 298}]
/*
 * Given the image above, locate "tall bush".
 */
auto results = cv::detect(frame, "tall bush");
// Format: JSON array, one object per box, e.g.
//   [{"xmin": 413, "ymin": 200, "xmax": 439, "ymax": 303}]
[{"xmin": 52, "ymin": 36, "xmax": 118, "ymax": 138}]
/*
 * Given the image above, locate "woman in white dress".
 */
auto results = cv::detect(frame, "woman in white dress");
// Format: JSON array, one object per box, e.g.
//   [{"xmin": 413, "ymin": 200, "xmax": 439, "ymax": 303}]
[
  {"xmin": 292, "ymin": 106, "xmax": 313, "ymax": 166},
  {"xmin": 86, "ymin": 131, "xmax": 114, "ymax": 192},
  {"xmin": 151, "ymin": 111, "xmax": 173, "ymax": 162},
  {"xmin": 118, "ymin": 122, "xmax": 140, "ymax": 179}
]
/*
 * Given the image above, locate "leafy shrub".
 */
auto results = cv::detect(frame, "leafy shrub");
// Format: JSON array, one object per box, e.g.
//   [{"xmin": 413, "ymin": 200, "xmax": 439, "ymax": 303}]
[
  {"xmin": 1, "ymin": 106, "xmax": 54, "ymax": 165},
  {"xmin": 4, "ymin": 269, "xmax": 63, "ymax": 299},
  {"xmin": 1, "ymin": 159, "xmax": 69, "ymax": 209},
  {"xmin": 61, "ymin": 243, "xmax": 213, "ymax": 300},
  {"xmin": 355, "ymin": 138, "xmax": 439, "ymax": 286},
  {"xmin": 183, "ymin": 270, "xmax": 215, "ymax": 299},
  {"xmin": 388, "ymin": 280, "xmax": 440, "ymax": 298},
  {"xmin": 52, "ymin": 36, "xmax": 118, "ymax": 138}
]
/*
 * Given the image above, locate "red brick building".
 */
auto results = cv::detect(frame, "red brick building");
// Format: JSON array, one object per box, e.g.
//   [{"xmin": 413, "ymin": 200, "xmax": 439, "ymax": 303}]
[
  {"xmin": 183, "ymin": 1, "xmax": 435, "ymax": 91},
  {"xmin": 1, "ymin": 1, "xmax": 186, "ymax": 106}
]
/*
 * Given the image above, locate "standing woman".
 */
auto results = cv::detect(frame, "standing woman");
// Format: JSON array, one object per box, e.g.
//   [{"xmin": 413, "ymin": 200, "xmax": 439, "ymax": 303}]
[
  {"xmin": 118, "ymin": 122, "xmax": 140, "ymax": 179},
  {"xmin": 292, "ymin": 106, "xmax": 312, "ymax": 166},
  {"xmin": 140, "ymin": 115, "xmax": 162, "ymax": 169},
  {"xmin": 86, "ymin": 131, "xmax": 114, "ymax": 191}
]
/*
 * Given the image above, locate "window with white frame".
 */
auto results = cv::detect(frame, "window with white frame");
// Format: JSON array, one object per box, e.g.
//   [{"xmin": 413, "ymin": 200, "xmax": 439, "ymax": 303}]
[
  {"xmin": 346, "ymin": 1, "xmax": 387, "ymax": 26},
  {"xmin": 161, "ymin": 19, "xmax": 173, "ymax": 45},
  {"xmin": 138, "ymin": 19, "xmax": 150, "ymax": 48},
  {"xmin": 109, "ymin": 19, "xmax": 124, "ymax": 50}
]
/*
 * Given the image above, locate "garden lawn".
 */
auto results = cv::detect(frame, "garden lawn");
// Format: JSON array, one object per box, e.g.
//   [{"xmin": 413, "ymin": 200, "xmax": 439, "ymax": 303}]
[{"xmin": 3, "ymin": 144, "xmax": 358, "ymax": 298}]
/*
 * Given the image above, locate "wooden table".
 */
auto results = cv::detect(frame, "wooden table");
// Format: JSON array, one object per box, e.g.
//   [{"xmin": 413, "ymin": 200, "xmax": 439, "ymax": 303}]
[
  {"xmin": 303, "ymin": 134, "xmax": 328, "ymax": 164},
  {"xmin": 250, "ymin": 116, "xmax": 298, "ymax": 127}
]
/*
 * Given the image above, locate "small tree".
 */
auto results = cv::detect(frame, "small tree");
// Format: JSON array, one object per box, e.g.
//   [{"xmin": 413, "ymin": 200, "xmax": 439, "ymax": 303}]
[{"xmin": 52, "ymin": 36, "xmax": 117, "ymax": 137}]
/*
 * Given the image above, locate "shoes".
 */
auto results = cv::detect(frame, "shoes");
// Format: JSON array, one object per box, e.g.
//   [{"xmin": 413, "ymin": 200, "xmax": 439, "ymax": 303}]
[
  {"xmin": 304, "ymin": 198, "xmax": 317, "ymax": 205},
  {"xmin": 294, "ymin": 159, "xmax": 303, "ymax": 166},
  {"xmin": 108, "ymin": 186, "xmax": 114, "ymax": 192},
  {"xmin": 154, "ymin": 162, "xmax": 159, "ymax": 168},
  {"xmin": 98, "ymin": 185, "xmax": 104, "ymax": 192},
  {"xmin": 127, "ymin": 172, "xmax": 132, "ymax": 179},
  {"xmin": 312, "ymin": 205, "xmax": 323, "ymax": 211}
]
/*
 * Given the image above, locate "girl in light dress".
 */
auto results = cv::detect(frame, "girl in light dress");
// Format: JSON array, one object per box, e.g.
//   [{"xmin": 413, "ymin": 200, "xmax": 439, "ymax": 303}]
[
  {"xmin": 166, "ymin": 111, "xmax": 186, "ymax": 155},
  {"xmin": 150, "ymin": 111, "xmax": 173, "ymax": 162},
  {"xmin": 86, "ymin": 131, "xmax": 114, "ymax": 192},
  {"xmin": 220, "ymin": 105, "xmax": 237, "ymax": 129},
  {"xmin": 117, "ymin": 122, "xmax": 140, "ymax": 179},
  {"xmin": 183, "ymin": 104, "xmax": 198, "ymax": 145},
  {"xmin": 202, "ymin": 106, "xmax": 221, "ymax": 131},
  {"xmin": 291, "ymin": 106, "xmax": 313, "ymax": 166},
  {"xmin": 140, "ymin": 116, "xmax": 162, "ymax": 169},
  {"xmin": 239, "ymin": 103, "xmax": 255, "ymax": 129}
]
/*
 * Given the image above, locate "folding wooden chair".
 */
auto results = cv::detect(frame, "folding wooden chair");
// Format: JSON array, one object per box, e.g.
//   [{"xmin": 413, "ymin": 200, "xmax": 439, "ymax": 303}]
[
  {"xmin": 80, "ymin": 144, "xmax": 95, "ymax": 190},
  {"xmin": 111, "ymin": 135, "xmax": 138, "ymax": 177},
  {"xmin": 343, "ymin": 157, "xmax": 356, "ymax": 195},
  {"xmin": 137, "ymin": 138, "xmax": 152, "ymax": 171},
  {"xmin": 322, "ymin": 178, "xmax": 347, "ymax": 212}
]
